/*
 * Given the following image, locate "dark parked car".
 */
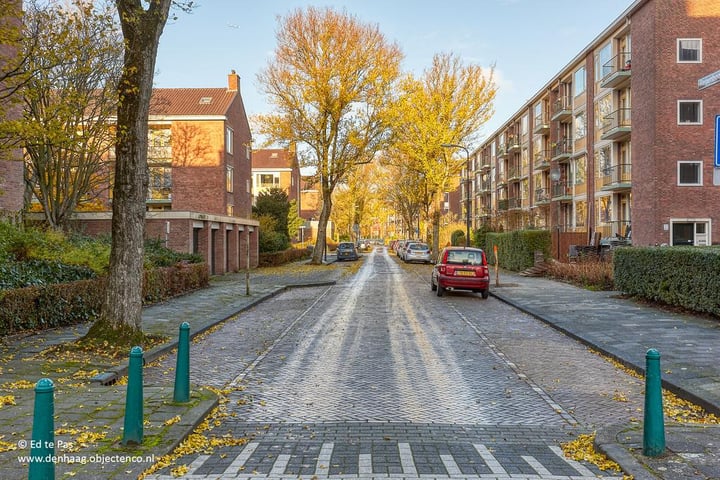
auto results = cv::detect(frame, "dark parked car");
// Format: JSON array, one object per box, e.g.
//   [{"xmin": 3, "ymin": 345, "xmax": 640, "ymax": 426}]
[
  {"xmin": 336, "ymin": 242, "xmax": 359, "ymax": 261},
  {"xmin": 431, "ymin": 246, "xmax": 489, "ymax": 298}
]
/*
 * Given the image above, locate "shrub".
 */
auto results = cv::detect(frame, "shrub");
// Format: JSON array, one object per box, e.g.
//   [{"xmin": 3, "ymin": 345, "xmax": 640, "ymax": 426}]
[
  {"xmin": 258, "ymin": 247, "xmax": 312, "ymax": 267},
  {"xmin": 485, "ymin": 229, "xmax": 552, "ymax": 271},
  {"xmin": 546, "ymin": 258, "xmax": 614, "ymax": 290}
]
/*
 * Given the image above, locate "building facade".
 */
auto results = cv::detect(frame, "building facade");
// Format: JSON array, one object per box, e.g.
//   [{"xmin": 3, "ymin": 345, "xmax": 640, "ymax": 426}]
[
  {"xmin": 252, "ymin": 147, "xmax": 301, "ymax": 207},
  {"xmin": 472, "ymin": 0, "xmax": 719, "ymax": 252},
  {"xmin": 75, "ymin": 72, "xmax": 259, "ymax": 274}
]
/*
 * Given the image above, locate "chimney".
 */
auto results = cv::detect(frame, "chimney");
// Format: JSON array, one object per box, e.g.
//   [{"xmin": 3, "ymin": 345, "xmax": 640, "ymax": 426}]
[{"xmin": 227, "ymin": 70, "xmax": 240, "ymax": 92}]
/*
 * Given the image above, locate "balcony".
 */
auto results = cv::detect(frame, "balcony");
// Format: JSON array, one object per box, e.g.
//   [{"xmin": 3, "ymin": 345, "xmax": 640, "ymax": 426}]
[
  {"xmin": 551, "ymin": 97, "xmax": 572, "ymax": 122},
  {"xmin": 599, "ymin": 163, "xmax": 632, "ymax": 191},
  {"xmin": 507, "ymin": 164, "xmax": 522, "ymax": 182},
  {"xmin": 533, "ymin": 113, "xmax": 550, "ymax": 135},
  {"xmin": 496, "ymin": 172, "xmax": 507, "ymax": 187},
  {"xmin": 498, "ymin": 199, "xmax": 509, "ymax": 211},
  {"xmin": 481, "ymin": 155, "xmax": 492, "ymax": 171},
  {"xmin": 507, "ymin": 197, "xmax": 523, "ymax": 210},
  {"xmin": 534, "ymin": 188, "xmax": 550, "ymax": 205},
  {"xmin": 551, "ymin": 180, "xmax": 572, "ymax": 201},
  {"xmin": 497, "ymin": 144, "xmax": 509, "ymax": 158},
  {"xmin": 534, "ymin": 150, "xmax": 551, "ymax": 171},
  {"xmin": 600, "ymin": 52, "xmax": 632, "ymax": 89},
  {"xmin": 601, "ymin": 108, "xmax": 632, "ymax": 140},
  {"xmin": 507, "ymin": 136, "xmax": 521, "ymax": 153},
  {"xmin": 551, "ymin": 138, "xmax": 572, "ymax": 162},
  {"xmin": 478, "ymin": 179, "xmax": 492, "ymax": 193}
]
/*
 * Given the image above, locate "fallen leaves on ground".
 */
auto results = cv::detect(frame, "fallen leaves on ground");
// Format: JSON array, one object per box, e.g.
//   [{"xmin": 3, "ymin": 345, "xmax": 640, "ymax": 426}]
[{"xmin": 561, "ymin": 433, "xmax": 631, "ymax": 479}]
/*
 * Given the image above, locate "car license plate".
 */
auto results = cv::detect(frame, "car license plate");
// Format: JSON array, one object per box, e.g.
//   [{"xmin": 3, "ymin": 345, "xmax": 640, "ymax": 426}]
[{"xmin": 455, "ymin": 270, "xmax": 475, "ymax": 277}]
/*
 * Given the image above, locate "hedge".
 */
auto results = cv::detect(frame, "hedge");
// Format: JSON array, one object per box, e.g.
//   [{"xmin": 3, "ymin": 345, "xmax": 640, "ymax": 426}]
[
  {"xmin": 614, "ymin": 246, "xmax": 720, "ymax": 316},
  {"xmin": 258, "ymin": 246, "xmax": 312, "ymax": 267},
  {"xmin": 0, "ymin": 262, "xmax": 209, "ymax": 336},
  {"xmin": 482, "ymin": 230, "xmax": 552, "ymax": 271}
]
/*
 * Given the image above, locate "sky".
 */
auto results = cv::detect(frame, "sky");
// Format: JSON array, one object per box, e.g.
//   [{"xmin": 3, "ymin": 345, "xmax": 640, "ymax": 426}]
[{"xmin": 154, "ymin": 0, "xmax": 635, "ymax": 142}]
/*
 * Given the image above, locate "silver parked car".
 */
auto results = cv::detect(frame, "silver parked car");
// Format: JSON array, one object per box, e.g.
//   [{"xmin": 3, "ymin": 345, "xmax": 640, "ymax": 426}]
[{"xmin": 403, "ymin": 242, "xmax": 432, "ymax": 264}]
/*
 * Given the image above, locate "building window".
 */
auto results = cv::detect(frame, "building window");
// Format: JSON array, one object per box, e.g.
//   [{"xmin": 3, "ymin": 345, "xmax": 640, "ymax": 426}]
[
  {"xmin": 573, "ymin": 67, "xmax": 585, "ymax": 96},
  {"xmin": 226, "ymin": 165, "xmax": 233, "ymax": 192},
  {"xmin": 595, "ymin": 43, "xmax": 612, "ymax": 81},
  {"xmin": 678, "ymin": 161, "xmax": 702, "ymax": 186},
  {"xmin": 574, "ymin": 112, "xmax": 586, "ymax": 139},
  {"xmin": 246, "ymin": 145, "xmax": 251, "ymax": 160},
  {"xmin": 246, "ymin": 179, "xmax": 251, "ymax": 193},
  {"xmin": 226, "ymin": 204, "xmax": 234, "ymax": 216},
  {"xmin": 225, "ymin": 126, "xmax": 233, "ymax": 154},
  {"xmin": 677, "ymin": 38, "xmax": 702, "ymax": 63},
  {"xmin": 677, "ymin": 100, "xmax": 702, "ymax": 124}
]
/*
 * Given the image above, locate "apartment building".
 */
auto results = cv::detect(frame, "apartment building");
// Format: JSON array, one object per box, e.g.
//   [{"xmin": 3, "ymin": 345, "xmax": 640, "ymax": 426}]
[
  {"xmin": 473, "ymin": 0, "xmax": 719, "ymax": 255},
  {"xmin": 75, "ymin": 71, "xmax": 259, "ymax": 274},
  {"xmin": 252, "ymin": 147, "xmax": 301, "ymax": 207}
]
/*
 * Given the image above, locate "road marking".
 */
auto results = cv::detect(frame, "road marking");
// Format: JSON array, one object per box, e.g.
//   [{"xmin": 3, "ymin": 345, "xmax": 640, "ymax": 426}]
[
  {"xmin": 473, "ymin": 443, "xmax": 507, "ymax": 475},
  {"xmin": 550, "ymin": 445, "xmax": 597, "ymax": 477},
  {"xmin": 315, "ymin": 442, "xmax": 334, "ymax": 477},
  {"xmin": 270, "ymin": 453, "xmax": 291, "ymax": 475},
  {"xmin": 398, "ymin": 442, "xmax": 418, "ymax": 475},
  {"xmin": 184, "ymin": 454, "xmax": 209, "ymax": 475},
  {"xmin": 440, "ymin": 454, "xmax": 462, "ymax": 476},
  {"xmin": 224, "ymin": 441, "xmax": 259, "ymax": 475},
  {"xmin": 523, "ymin": 455, "xmax": 553, "ymax": 476}
]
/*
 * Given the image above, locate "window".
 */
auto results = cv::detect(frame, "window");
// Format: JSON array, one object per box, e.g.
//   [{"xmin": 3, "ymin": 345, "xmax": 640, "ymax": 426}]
[
  {"xmin": 677, "ymin": 38, "xmax": 702, "ymax": 63},
  {"xmin": 595, "ymin": 43, "xmax": 612, "ymax": 81},
  {"xmin": 678, "ymin": 100, "xmax": 702, "ymax": 124},
  {"xmin": 246, "ymin": 145, "xmax": 251, "ymax": 160},
  {"xmin": 573, "ymin": 67, "xmax": 585, "ymax": 96},
  {"xmin": 574, "ymin": 112, "xmax": 586, "ymax": 139},
  {"xmin": 225, "ymin": 126, "xmax": 233, "ymax": 154},
  {"xmin": 226, "ymin": 165, "xmax": 233, "ymax": 192},
  {"xmin": 678, "ymin": 161, "xmax": 702, "ymax": 186}
]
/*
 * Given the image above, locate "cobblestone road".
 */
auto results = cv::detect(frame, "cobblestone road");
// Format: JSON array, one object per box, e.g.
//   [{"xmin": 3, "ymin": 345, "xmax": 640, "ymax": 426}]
[{"xmin": 145, "ymin": 247, "xmax": 644, "ymax": 479}]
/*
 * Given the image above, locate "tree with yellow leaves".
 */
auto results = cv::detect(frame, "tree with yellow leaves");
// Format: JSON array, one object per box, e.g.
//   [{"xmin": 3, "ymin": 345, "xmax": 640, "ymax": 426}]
[
  {"xmin": 386, "ymin": 52, "xmax": 496, "ymax": 258},
  {"xmin": 256, "ymin": 7, "xmax": 403, "ymax": 264}
]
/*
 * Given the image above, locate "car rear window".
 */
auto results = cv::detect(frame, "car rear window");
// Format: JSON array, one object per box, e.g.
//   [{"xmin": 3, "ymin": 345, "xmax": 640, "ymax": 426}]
[
  {"xmin": 446, "ymin": 250, "xmax": 485, "ymax": 265},
  {"xmin": 409, "ymin": 244, "xmax": 429, "ymax": 251}
]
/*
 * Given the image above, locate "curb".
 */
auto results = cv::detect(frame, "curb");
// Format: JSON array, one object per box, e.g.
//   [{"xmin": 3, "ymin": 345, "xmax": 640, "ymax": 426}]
[{"xmin": 595, "ymin": 424, "xmax": 658, "ymax": 480}]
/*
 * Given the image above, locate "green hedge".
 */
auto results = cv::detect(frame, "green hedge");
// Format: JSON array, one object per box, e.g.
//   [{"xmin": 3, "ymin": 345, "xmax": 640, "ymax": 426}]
[
  {"xmin": 0, "ymin": 262, "xmax": 209, "ymax": 336},
  {"xmin": 482, "ymin": 230, "xmax": 552, "ymax": 271},
  {"xmin": 614, "ymin": 246, "xmax": 720, "ymax": 316},
  {"xmin": 258, "ymin": 247, "xmax": 312, "ymax": 267}
]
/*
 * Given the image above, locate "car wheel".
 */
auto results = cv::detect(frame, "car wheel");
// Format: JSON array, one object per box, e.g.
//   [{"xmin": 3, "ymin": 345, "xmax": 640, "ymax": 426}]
[
  {"xmin": 436, "ymin": 283, "xmax": 445, "ymax": 297},
  {"xmin": 481, "ymin": 289, "xmax": 489, "ymax": 299}
]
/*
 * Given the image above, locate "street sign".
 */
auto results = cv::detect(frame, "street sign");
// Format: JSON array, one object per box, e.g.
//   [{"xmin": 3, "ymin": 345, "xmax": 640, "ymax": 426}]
[
  {"xmin": 715, "ymin": 115, "xmax": 720, "ymax": 167},
  {"xmin": 698, "ymin": 69, "xmax": 720, "ymax": 90}
]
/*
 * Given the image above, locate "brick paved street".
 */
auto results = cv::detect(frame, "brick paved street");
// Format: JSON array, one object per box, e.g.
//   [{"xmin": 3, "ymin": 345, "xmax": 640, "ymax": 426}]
[{"xmin": 143, "ymin": 247, "xmax": 643, "ymax": 479}]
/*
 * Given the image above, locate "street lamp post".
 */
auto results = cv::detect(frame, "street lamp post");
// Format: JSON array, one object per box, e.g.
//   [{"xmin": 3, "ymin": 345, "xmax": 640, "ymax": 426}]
[{"xmin": 442, "ymin": 143, "xmax": 471, "ymax": 247}]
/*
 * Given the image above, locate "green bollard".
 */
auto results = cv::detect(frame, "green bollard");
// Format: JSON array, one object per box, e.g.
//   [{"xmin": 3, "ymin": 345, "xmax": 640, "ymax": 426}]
[
  {"xmin": 122, "ymin": 346, "xmax": 144, "ymax": 445},
  {"xmin": 29, "ymin": 378, "xmax": 55, "ymax": 480},
  {"xmin": 643, "ymin": 348, "xmax": 666, "ymax": 456},
  {"xmin": 173, "ymin": 322, "xmax": 190, "ymax": 403}
]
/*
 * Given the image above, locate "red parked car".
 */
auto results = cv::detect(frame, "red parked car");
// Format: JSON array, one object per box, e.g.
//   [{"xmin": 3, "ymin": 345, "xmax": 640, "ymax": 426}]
[{"xmin": 431, "ymin": 246, "xmax": 490, "ymax": 299}]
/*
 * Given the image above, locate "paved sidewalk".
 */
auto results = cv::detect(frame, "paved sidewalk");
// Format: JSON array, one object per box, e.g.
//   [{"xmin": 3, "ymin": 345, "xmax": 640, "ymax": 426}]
[
  {"xmin": 0, "ymin": 262, "xmax": 346, "ymax": 479},
  {"xmin": 492, "ymin": 271, "xmax": 720, "ymax": 480}
]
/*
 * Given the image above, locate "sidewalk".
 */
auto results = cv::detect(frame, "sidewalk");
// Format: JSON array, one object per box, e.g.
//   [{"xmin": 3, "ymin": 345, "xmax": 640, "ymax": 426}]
[
  {"xmin": 492, "ymin": 271, "xmax": 720, "ymax": 480},
  {"xmin": 0, "ymin": 262, "xmax": 346, "ymax": 479}
]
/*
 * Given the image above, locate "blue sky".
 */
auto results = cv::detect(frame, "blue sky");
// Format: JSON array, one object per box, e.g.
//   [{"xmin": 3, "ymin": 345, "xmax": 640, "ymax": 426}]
[{"xmin": 155, "ymin": 0, "xmax": 634, "ymax": 140}]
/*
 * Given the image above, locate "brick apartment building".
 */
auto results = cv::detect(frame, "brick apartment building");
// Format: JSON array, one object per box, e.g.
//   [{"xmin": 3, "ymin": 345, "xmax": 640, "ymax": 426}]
[
  {"xmin": 470, "ymin": 0, "xmax": 719, "ymax": 257},
  {"xmin": 252, "ymin": 147, "xmax": 301, "ymax": 206},
  {"xmin": 0, "ymin": 0, "xmax": 23, "ymax": 220},
  {"xmin": 75, "ymin": 72, "xmax": 259, "ymax": 274}
]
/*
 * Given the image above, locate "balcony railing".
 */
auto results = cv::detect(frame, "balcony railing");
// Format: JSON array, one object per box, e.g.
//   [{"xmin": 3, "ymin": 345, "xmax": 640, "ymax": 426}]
[
  {"xmin": 534, "ymin": 188, "xmax": 550, "ymax": 204},
  {"xmin": 551, "ymin": 180, "xmax": 572, "ymax": 199},
  {"xmin": 551, "ymin": 138, "xmax": 572, "ymax": 162},
  {"xmin": 551, "ymin": 96, "xmax": 573, "ymax": 122},
  {"xmin": 596, "ymin": 220, "xmax": 632, "ymax": 239},
  {"xmin": 498, "ymin": 199, "xmax": 508, "ymax": 211},
  {"xmin": 534, "ymin": 150, "xmax": 551, "ymax": 170},
  {"xmin": 601, "ymin": 52, "xmax": 632, "ymax": 89},
  {"xmin": 507, "ymin": 164, "xmax": 522, "ymax": 181},
  {"xmin": 601, "ymin": 108, "xmax": 632, "ymax": 140},
  {"xmin": 599, "ymin": 163, "xmax": 632, "ymax": 190},
  {"xmin": 533, "ymin": 113, "xmax": 550, "ymax": 134},
  {"xmin": 507, "ymin": 197, "xmax": 523, "ymax": 210}
]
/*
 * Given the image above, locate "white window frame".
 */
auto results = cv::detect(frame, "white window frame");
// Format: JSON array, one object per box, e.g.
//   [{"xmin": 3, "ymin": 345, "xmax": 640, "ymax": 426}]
[
  {"xmin": 677, "ymin": 160, "xmax": 703, "ymax": 186},
  {"xmin": 225, "ymin": 126, "xmax": 234, "ymax": 154},
  {"xmin": 573, "ymin": 66, "xmax": 586, "ymax": 97},
  {"xmin": 677, "ymin": 38, "xmax": 702, "ymax": 63},
  {"xmin": 677, "ymin": 100, "xmax": 702, "ymax": 125}
]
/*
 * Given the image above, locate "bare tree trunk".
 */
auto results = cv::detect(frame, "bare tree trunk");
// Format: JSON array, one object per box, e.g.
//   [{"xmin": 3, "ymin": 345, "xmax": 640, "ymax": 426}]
[{"xmin": 96, "ymin": 1, "xmax": 171, "ymax": 335}]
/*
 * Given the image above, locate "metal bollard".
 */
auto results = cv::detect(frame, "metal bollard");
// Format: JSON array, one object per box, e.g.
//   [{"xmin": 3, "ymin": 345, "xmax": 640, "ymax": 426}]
[
  {"xmin": 29, "ymin": 378, "xmax": 55, "ymax": 480},
  {"xmin": 643, "ymin": 348, "xmax": 666, "ymax": 456},
  {"xmin": 173, "ymin": 322, "xmax": 190, "ymax": 403},
  {"xmin": 122, "ymin": 346, "xmax": 144, "ymax": 445}
]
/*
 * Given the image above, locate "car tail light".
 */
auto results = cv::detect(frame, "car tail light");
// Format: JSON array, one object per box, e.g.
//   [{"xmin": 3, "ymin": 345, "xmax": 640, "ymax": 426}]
[{"xmin": 439, "ymin": 265, "xmax": 447, "ymax": 274}]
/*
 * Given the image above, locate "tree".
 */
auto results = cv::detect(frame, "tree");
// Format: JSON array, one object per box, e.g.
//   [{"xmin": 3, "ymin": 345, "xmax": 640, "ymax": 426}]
[
  {"xmin": 17, "ymin": 0, "xmax": 123, "ymax": 229},
  {"xmin": 287, "ymin": 199, "xmax": 303, "ymax": 242},
  {"xmin": 387, "ymin": 52, "xmax": 496, "ymax": 258},
  {"xmin": 255, "ymin": 7, "xmax": 402, "ymax": 264},
  {"xmin": 85, "ymin": 0, "xmax": 182, "ymax": 344},
  {"xmin": 253, "ymin": 187, "xmax": 290, "ymax": 248}
]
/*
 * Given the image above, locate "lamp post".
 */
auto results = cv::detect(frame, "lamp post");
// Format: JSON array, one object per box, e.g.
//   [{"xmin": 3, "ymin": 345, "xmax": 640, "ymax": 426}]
[{"xmin": 442, "ymin": 143, "xmax": 471, "ymax": 247}]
